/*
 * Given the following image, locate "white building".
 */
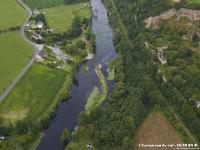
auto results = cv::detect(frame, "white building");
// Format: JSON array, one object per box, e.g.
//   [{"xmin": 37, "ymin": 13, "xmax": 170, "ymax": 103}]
[{"xmin": 36, "ymin": 21, "xmax": 44, "ymax": 29}]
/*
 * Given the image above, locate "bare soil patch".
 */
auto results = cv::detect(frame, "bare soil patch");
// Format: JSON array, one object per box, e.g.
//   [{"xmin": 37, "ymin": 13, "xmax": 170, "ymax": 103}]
[{"xmin": 134, "ymin": 112, "xmax": 183, "ymax": 150}]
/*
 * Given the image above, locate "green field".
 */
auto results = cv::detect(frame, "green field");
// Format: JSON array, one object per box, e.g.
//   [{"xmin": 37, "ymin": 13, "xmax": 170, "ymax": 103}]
[
  {"xmin": 43, "ymin": 2, "xmax": 91, "ymax": 32},
  {"xmin": 24, "ymin": 0, "xmax": 65, "ymax": 9},
  {"xmin": 0, "ymin": 0, "xmax": 34, "ymax": 94},
  {"xmin": 0, "ymin": 0, "xmax": 26, "ymax": 30},
  {"xmin": 0, "ymin": 63, "xmax": 66, "ymax": 123},
  {"xmin": 0, "ymin": 31, "xmax": 33, "ymax": 94}
]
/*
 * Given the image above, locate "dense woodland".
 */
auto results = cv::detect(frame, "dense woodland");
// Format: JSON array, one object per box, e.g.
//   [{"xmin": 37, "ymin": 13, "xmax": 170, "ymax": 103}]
[{"xmin": 73, "ymin": 0, "xmax": 200, "ymax": 149}]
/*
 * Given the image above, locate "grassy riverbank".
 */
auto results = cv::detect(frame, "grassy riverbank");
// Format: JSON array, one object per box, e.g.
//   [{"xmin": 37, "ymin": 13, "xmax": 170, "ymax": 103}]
[{"xmin": 85, "ymin": 66, "xmax": 108, "ymax": 112}]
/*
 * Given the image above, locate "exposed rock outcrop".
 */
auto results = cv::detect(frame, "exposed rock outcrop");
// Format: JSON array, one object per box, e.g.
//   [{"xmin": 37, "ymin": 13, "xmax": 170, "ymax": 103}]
[{"xmin": 144, "ymin": 8, "xmax": 200, "ymax": 29}]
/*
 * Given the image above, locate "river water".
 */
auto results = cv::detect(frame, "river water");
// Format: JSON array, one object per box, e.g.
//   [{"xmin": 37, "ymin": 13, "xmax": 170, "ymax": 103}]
[{"xmin": 37, "ymin": 0, "xmax": 116, "ymax": 149}]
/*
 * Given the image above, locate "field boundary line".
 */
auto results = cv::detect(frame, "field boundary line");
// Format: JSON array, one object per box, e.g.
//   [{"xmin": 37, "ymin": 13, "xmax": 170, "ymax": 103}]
[{"xmin": 167, "ymin": 105, "xmax": 198, "ymax": 144}]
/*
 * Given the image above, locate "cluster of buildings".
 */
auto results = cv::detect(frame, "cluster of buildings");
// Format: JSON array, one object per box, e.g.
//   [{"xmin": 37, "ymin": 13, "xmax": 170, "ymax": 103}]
[{"xmin": 24, "ymin": 9, "xmax": 50, "ymax": 43}]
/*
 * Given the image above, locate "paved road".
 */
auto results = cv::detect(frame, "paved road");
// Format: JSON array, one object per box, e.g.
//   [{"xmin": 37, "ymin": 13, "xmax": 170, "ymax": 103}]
[{"xmin": 0, "ymin": 0, "xmax": 43, "ymax": 101}]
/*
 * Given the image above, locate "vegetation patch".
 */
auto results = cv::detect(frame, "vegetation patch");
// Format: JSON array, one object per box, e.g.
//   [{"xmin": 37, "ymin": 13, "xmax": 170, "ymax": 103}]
[
  {"xmin": 107, "ymin": 67, "xmax": 115, "ymax": 81},
  {"xmin": 107, "ymin": 57, "xmax": 119, "ymax": 81},
  {"xmin": 42, "ymin": 2, "xmax": 91, "ymax": 32},
  {"xmin": 85, "ymin": 86, "xmax": 100, "ymax": 111}
]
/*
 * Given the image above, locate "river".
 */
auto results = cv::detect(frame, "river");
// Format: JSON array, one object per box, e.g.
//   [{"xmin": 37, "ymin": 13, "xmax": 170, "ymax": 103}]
[{"xmin": 37, "ymin": 0, "xmax": 116, "ymax": 149}]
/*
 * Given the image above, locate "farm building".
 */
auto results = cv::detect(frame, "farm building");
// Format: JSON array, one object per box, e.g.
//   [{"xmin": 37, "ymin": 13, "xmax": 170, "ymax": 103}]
[{"xmin": 32, "ymin": 32, "xmax": 43, "ymax": 41}]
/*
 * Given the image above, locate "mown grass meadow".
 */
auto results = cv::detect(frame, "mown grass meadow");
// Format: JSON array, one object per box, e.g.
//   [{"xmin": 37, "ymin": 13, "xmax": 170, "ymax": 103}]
[
  {"xmin": 0, "ymin": 63, "xmax": 66, "ymax": 123},
  {"xmin": 43, "ymin": 2, "xmax": 91, "ymax": 32},
  {"xmin": 0, "ymin": 0, "xmax": 26, "ymax": 30}
]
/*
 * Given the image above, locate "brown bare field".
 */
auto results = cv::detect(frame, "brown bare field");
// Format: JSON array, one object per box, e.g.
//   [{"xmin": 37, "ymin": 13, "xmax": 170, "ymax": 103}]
[{"xmin": 134, "ymin": 112, "xmax": 183, "ymax": 150}]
